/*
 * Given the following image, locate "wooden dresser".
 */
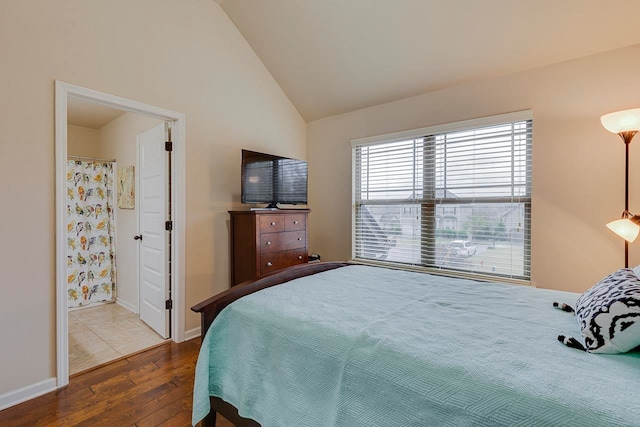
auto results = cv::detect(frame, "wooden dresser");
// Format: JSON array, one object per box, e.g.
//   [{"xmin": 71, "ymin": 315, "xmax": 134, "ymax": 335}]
[{"xmin": 229, "ymin": 209, "xmax": 310, "ymax": 286}]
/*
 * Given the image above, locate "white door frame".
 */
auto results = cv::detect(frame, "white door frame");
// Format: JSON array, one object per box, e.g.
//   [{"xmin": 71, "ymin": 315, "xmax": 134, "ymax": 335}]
[{"xmin": 55, "ymin": 81, "xmax": 186, "ymax": 388}]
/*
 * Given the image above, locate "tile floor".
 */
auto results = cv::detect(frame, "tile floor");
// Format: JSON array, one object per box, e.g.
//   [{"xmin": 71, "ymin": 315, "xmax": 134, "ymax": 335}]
[{"xmin": 69, "ymin": 302, "xmax": 166, "ymax": 375}]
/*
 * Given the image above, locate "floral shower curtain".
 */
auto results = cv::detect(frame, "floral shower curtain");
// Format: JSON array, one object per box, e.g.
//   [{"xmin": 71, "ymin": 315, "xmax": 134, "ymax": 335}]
[{"xmin": 66, "ymin": 160, "xmax": 116, "ymax": 308}]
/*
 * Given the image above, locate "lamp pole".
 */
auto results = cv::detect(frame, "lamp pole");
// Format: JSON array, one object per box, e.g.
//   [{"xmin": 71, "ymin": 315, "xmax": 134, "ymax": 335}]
[
  {"xmin": 620, "ymin": 131, "xmax": 637, "ymax": 267},
  {"xmin": 625, "ymin": 138, "xmax": 630, "ymax": 268}
]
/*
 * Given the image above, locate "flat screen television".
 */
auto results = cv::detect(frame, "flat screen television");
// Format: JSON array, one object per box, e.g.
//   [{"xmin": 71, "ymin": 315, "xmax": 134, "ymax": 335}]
[{"xmin": 241, "ymin": 149, "xmax": 308, "ymax": 209}]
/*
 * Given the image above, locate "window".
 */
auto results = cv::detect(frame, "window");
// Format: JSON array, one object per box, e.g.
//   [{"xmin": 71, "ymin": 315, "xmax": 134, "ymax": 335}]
[{"xmin": 352, "ymin": 111, "xmax": 532, "ymax": 282}]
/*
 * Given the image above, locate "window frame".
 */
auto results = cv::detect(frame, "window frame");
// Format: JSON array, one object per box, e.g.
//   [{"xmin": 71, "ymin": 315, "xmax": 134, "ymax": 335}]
[{"xmin": 351, "ymin": 111, "xmax": 532, "ymax": 285}]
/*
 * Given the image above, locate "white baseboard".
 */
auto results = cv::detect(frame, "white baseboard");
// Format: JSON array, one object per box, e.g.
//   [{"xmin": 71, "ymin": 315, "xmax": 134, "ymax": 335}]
[
  {"xmin": 0, "ymin": 377, "xmax": 57, "ymax": 411},
  {"xmin": 116, "ymin": 298, "xmax": 138, "ymax": 314},
  {"xmin": 184, "ymin": 326, "xmax": 201, "ymax": 341}
]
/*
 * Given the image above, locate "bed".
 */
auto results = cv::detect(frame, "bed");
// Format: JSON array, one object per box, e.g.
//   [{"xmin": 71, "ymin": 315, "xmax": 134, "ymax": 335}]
[{"xmin": 191, "ymin": 262, "xmax": 640, "ymax": 426}]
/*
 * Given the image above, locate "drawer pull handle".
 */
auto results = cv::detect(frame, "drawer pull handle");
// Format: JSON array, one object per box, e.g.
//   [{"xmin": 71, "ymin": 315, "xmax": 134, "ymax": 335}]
[
  {"xmin": 297, "ymin": 237, "xmax": 302, "ymax": 241},
  {"xmin": 298, "ymin": 255, "xmax": 303, "ymax": 260},
  {"xmin": 266, "ymin": 241, "xmax": 272, "ymax": 245},
  {"xmin": 270, "ymin": 222, "xmax": 276, "ymax": 226},
  {"xmin": 293, "ymin": 220, "xmax": 298, "ymax": 224},
  {"xmin": 266, "ymin": 262, "xmax": 273, "ymax": 267}
]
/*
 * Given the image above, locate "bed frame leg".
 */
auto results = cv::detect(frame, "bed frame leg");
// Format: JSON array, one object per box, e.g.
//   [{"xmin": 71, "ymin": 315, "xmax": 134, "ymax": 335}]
[{"xmin": 201, "ymin": 411, "xmax": 217, "ymax": 427}]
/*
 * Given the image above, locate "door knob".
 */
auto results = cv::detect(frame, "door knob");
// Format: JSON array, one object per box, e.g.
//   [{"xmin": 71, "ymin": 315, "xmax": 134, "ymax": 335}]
[{"xmin": 134, "ymin": 235, "xmax": 143, "ymax": 241}]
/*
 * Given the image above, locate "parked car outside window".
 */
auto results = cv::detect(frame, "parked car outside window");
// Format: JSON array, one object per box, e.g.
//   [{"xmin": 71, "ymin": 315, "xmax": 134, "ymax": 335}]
[{"xmin": 448, "ymin": 240, "xmax": 476, "ymax": 257}]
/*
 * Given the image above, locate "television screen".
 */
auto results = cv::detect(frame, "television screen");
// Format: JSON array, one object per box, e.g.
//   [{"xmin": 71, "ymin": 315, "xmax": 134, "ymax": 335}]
[{"xmin": 241, "ymin": 150, "xmax": 308, "ymax": 208}]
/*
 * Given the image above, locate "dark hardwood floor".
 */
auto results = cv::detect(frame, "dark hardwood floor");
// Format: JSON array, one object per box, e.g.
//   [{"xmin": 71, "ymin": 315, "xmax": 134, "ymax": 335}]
[{"xmin": 0, "ymin": 339, "xmax": 233, "ymax": 426}]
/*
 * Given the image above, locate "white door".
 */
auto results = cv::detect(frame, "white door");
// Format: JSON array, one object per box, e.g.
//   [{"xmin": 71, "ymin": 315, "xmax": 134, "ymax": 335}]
[{"xmin": 137, "ymin": 123, "xmax": 170, "ymax": 338}]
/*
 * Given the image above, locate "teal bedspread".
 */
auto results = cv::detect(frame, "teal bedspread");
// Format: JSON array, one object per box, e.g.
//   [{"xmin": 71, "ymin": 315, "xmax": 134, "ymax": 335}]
[{"xmin": 193, "ymin": 265, "xmax": 640, "ymax": 426}]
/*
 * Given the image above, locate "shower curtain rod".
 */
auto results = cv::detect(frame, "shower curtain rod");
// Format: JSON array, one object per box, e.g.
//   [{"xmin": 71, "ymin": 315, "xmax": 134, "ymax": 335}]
[{"xmin": 67, "ymin": 155, "xmax": 116, "ymax": 163}]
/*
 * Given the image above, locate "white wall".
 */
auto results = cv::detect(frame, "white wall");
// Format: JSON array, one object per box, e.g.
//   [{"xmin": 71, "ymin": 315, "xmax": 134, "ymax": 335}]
[
  {"xmin": 0, "ymin": 0, "xmax": 305, "ymax": 397},
  {"xmin": 97, "ymin": 113, "xmax": 164, "ymax": 312},
  {"xmin": 308, "ymin": 46, "xmax": 640, "ymax": 293}
]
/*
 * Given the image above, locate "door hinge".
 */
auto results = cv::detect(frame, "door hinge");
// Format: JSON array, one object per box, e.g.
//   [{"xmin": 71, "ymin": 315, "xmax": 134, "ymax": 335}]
[
  {"xmin": 165, "ymin": 220, "xmax": 173, "ymax": 231},
  {"xmin": 165, "ymin": 141, "xmax": 173, "ymax": 152},
  {"xmin": 165, "ymin": 299, "xmax": 173, "ymax": 310}
]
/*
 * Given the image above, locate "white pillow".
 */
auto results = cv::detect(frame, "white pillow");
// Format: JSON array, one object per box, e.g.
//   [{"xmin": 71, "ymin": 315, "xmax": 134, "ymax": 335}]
[{"xmin": 632, "ymin": 264, "xmax": 640, "ymax": 279}]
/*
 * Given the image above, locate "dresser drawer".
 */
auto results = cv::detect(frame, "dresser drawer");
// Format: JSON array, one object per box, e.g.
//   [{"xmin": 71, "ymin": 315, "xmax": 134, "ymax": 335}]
[
  {"xmin": 259, "ymin": 215, "xmax": 285, "ymax": 232},
  {"xmin": 284, "ymin": 214, "xmax": 306, "ymax": 231},
  {"xmin": 260, "ymin": 230, "xmax": 306, "ymax": 253},
  {"xmin": 260, "ymin": 248, "xmax": 307, "ymax": 276}
]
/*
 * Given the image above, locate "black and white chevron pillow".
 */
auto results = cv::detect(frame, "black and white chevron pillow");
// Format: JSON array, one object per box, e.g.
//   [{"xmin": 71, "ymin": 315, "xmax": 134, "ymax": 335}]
[{"xmin": 575, "ymin": 268, "xmax": 640, "ymax": 353}]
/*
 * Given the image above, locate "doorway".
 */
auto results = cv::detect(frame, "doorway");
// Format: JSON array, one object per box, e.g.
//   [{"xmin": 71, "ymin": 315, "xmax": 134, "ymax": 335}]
[
  {"xmin": 55, "ymin": 81, "xmax": 186, "ymax": 388},
  {"xmin": 66, "ymin": 115, "xmax": 167, "ymax": 374}
]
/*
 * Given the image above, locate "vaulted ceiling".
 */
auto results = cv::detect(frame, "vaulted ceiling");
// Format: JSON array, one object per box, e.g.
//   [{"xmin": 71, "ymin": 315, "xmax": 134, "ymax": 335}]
[{"xmin": 217, "ymin": 0, "xmax": 640, "ymax": 122}]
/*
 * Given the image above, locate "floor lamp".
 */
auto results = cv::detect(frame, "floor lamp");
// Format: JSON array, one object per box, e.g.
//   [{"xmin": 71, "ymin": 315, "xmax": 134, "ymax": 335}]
[{"xmin": 601, "ymin": 108, "xmax": 640, "ymax": 268}]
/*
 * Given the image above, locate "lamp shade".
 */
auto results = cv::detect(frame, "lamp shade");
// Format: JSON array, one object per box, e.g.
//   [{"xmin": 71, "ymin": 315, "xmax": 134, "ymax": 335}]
[
  {"xmin": 601, "ymin": 108, "xmax": 640, "ymax": 134},
  {"xmin": 607, "ymin": 218, "xmax": 640, "ymax": 242}
]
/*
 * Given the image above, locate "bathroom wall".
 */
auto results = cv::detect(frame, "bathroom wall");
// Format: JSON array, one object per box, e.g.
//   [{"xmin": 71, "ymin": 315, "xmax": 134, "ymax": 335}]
[{"xmin": 67, "ymin": 125, "xmax": 100, "ymax": 158}]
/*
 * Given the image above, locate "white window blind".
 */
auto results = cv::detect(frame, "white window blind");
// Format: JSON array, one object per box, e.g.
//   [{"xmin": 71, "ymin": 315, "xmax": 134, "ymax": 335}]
[{"xmin": 352, "ymin": 112, "xmax": 532, "ymax": 282}]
